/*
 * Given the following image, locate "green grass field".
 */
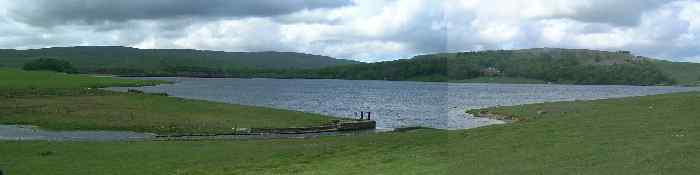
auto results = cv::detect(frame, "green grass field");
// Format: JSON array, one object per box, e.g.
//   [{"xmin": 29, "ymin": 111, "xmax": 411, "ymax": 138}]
[
  {"xmin": 2, "ymin": 89, "xmax": 699, "ymax": 174},
  {"xmin": 0, "ymin": 91, "xmax": 336, "ymax": 134},
  {"xmin": 0, "ymin": 129, "xmax": 448, "ymax": 175},
  {"xmin": 0, "ymin": 68, "xmax": 164, "ymax": 89},
  {"xmin": 0, "ymin": 68, "xmax": 336, "ymax": 134},
  {"xmin": 456, "ymin": 92, "xmax": 700, "ymax": 174}
]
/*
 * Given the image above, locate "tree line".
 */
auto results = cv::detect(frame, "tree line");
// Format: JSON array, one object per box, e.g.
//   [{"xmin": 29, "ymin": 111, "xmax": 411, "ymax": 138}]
[{"xmin": 21, "ymin": 51, "xmax": 676, "ymax": 86}]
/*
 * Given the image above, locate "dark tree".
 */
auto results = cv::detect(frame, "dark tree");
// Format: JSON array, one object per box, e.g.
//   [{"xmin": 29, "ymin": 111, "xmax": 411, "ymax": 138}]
[{"xmin": 23, "ymin": 58, "xmax": 77, "ymax": 73}]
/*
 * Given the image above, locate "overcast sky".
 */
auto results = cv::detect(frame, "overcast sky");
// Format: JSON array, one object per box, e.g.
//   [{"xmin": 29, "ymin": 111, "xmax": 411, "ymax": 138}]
[{"xmin": 1, "ymin": 0, "xmax": 699, "ymax": 62}]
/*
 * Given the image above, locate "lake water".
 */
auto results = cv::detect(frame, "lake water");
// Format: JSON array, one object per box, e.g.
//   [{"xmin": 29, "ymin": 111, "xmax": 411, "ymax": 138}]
[{"xmin": 107, "ymin": 78, "xmax": 700, "ymax": 130}]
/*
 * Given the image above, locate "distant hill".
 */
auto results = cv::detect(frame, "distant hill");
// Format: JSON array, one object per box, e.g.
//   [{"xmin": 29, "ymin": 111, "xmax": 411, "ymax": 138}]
[
  {"xmin": 650, "ymin": 60, "xmax": 700, "ymax": 85},
  {"xmin": 301, "ymin": 48, "xmax": 700, "ymax": 86},
  {"xmin": 0, "ymin": 46, "xmax": 360, "ymax": 75},
  {"xmin": 2, "ymin": 47, "xmax": 698, "ymax": 85}
]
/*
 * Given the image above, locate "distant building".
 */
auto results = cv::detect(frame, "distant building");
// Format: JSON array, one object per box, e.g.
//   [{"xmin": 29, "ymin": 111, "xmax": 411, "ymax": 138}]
[
  {"xmin": 480, "ymin": 67, "xmax": 502, "ymax": 76},
  {"xmin": 617, "ymin": 50, "xmax": 632, "ymax": 54}
]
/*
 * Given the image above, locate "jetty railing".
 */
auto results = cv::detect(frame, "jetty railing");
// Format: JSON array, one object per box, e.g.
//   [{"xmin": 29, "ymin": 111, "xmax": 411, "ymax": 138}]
[{"xmin": 355, "ymin": 111, "xmax": 372, "ymax": 120}]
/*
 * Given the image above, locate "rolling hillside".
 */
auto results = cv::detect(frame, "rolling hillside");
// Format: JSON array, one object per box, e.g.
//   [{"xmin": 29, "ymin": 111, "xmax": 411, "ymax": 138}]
[
  {"xmin": 0, "ymin": 46, "xmax": 359, "ymax": 75},
  {"xmin": 305, "ymin": 48, "xmax": 700, "ymax": 86},
  {"xmin": 1, "ymin": 47, "xmax": 697, "ymax": 85},
  {"xmin": 651, "ymin": 60, "xmax": 700, "ymax": 85}
]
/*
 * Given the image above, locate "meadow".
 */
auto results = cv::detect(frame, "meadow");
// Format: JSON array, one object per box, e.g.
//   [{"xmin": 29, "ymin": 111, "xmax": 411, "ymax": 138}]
[
  {"xmin": 0, "ymin": 68, "xmax": 336, "ymax": 134},
  {"xmin": 452, "ymin": 91, "xmax": 700, "ymax": 174},
  {"xmin": 0, "ymin": 68, "xmax": 163, "ymax": 89},
  {"xmin": 1, "ymin": 68, "xmax": 699, "ymax": 174},
  {"xmin": 1, "ymin": 85, "xmax": 699, "ymax": 173}
]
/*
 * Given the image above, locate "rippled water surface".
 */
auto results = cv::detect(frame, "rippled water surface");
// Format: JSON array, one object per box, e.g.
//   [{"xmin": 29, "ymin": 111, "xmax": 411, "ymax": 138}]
[{"xmin": 107, "ymin": 78, "xmax": 699, "ymax": 129}]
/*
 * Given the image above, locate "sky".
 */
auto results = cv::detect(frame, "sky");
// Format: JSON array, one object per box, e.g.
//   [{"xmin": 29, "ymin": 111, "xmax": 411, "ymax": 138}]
[{"xmin": 0, "ymin": 0, "xmax": 699, "ymax": 62}]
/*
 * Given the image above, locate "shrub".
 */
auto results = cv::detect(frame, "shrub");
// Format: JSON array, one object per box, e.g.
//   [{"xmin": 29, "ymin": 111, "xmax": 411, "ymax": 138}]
[{"xmin": 127, "ymin": 89, "xmax": 145, "ymax": 94}]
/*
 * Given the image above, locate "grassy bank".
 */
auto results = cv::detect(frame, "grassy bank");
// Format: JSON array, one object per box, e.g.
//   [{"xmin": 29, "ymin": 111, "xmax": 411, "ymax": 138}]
[
  {"xmin": 2, "ymin": 90, "xmax": 699, "ymax": 174},
  {"xmin": 455, "ymin": 92, "xmax": 700, "ymax": 174},
  {"xmin": 0, "ymin": 91, "xmax": 336, "ymax": 134},
  {"xmin": 0, "ymin": 129, "xmax": 448, "ymax": 175},
  {"xmin": 0, "ymin": 68, "xmax": 164, "ymax": 89},
  {"xmin": 0, "ymin": 68, "xmax": 336, "ymax": 134}
]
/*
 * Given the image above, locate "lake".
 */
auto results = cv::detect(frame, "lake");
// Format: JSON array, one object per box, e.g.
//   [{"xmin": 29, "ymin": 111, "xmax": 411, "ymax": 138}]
[{"xmin": 108, "ymin": 78, "xmax": 700, "ymax": 130}]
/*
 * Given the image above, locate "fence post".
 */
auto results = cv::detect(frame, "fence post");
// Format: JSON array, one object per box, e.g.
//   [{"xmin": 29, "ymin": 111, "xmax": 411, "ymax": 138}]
[
  {"xmin": 367, "ymin": 112, "xmax": 371, "ymax": 120},
  {"xmin": 360, "ymin": 111, "xmax": 364, "ymax": 120}
]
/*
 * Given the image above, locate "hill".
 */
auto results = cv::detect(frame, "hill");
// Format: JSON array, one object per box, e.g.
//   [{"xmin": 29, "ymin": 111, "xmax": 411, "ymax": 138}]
[
  {"xmin": 650, "ymin": 60, "xmax": 700, "ymax": 85},
  {"xmin": 0, "ymin": 46, "xmax": 359, "ymax": 76},
  {"xmin": 303, "ymin": 48, "xmax": 699, "ymax": 86},
  {"xmin": 2, "ymin": 47, "xmax": 697, "ymax": 85}
]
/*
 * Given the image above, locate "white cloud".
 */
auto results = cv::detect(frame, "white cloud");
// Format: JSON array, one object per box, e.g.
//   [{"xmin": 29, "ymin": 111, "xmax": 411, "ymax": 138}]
[
  {"xmin": 172, "ymin": 18, "xmax": 286, "ymax": 52},
  {"xmin": 0, "ymin": 0, "xmax": 699, "ymax": 62},
  {"xmin": 162, "ymin": 0, "xmax": 444, "ymax": 61},
  {"xmin": 0, "ymin": 0, "xmax": 447, "ymax": 62},
  {"xmin": 447, "ymin": 0, "xmax": 700, "ymax": 62}
]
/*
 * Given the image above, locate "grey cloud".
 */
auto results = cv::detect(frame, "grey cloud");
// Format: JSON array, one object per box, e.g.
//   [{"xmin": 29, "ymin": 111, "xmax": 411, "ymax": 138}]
[
  {"xmin": 8, "ymin": 0, "xmax": 353, "ymax": 27},
  {"xmin": 1, "ymin": 0, "xmax": 698, "ymax": 62},
  {"xmin": 378, "ymin": 3, "xmax": 446, "ymax": 57},
  {"xmin": 546, "ymin": 0, "xmax": 668, "ymax": 27},
  {"xmin": 444, "ymin": 0, "xmax": 700, "ymax": 62},
  {"xmin": 579, "ymin": 23, "xmax": 615, "ymax": 34}
]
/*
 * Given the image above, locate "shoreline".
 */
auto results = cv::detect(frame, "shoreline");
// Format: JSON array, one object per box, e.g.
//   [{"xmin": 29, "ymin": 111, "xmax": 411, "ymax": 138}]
[
  {"xmin": 115, "ymin": 75, "xmax": 698, "ymax": 87},
  {"xmin": 0, "ymin": 119, "xmax": 383, "ymax": 141},
  {"xmin": 467, "ymin": 111, "xmax": 521, "ymax": 123}
]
